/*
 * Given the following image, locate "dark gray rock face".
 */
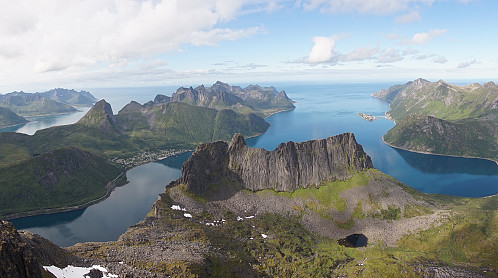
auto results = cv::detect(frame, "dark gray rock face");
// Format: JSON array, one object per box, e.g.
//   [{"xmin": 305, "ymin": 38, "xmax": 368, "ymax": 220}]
[
  {"xmin": 0, "ymin": 220, "xmax": 78, "ymax": 277},
  {"xmin": 178, "ymin": 133, "xmax": 373, "ymax": 195},
  {"xmin": 0, "ymin": 221, "xmax": 42, "ymax": 278}
]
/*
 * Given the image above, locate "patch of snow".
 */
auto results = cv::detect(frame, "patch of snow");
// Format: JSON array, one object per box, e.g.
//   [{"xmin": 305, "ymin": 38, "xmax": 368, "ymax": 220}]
[
  {"xmin": 237, "ymin": 216, "xmax": 243, "ymax": 221},
  {"xmin": 171, "ymin": 204, "xmax": 187, "ymax": 211},
  {"xmin": 44, "ymin": 265, "xmax": 118, "ymax": 278},
  {"xmin": 261, "ymin": 234, "xmax": 268, "ymax": 239},
  {"xmin": 184, "ymin": 213, "xmax": 192, "ymax": 218},
  {"xmin": 206, "ymin": 222, "xmax": 215, "ymax": 226},
  {"xmin": 250, "ymin": 237, "xmax": 254, "ymax": 240},
  {"xmin": 245, "ymin": 216, "xmax": 255, "ymax": 219},
  {"xmin": 118, "ymin": 262, "xmax": 124, "ymax": 265}
]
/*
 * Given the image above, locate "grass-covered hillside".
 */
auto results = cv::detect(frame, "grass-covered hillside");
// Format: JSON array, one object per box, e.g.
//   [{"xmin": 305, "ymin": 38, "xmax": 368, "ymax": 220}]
[
  {"xmin": 383, "ymin": 114, "xmax": 498, "ymax": 161},
  {"xmin": 0, "ymin": 100, "xmax": 269, "ymax": 167},
  {"xmin": 69, "ymin": 169, "xmax": 497, "ymax": 277},
  {"xmin": 0, "ymin": 148, "xmax": 124, "ymax": 219},
  {"xmin": 0, "ymin": 107, "xmax": 28, "ymax": 128},
  {"xmin": 372, "ymin": 79, "xmax": 498, "ymax": 161}
]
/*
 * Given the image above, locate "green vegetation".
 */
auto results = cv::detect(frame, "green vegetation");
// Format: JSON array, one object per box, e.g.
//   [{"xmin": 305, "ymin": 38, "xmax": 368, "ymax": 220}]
[
  {"xmin": 397, "ymin": 195, "xmax": 498, "ymax": 271},
  {"xmin": 259, "ymin": 170, "xmax": 370, "ymax": 212},
  {"xmin": 0, "ymin": 148, "xmax": 123, "ymax": 218},
  {"xmin": 384, "ymin": 114, "xmax": 498, "ymax": 161},
  {"xmin": 0, "ymin": 94, "xmax": 77, "ymax": 117},
  {"xmin": 0, "ymin": 107, "xmax": 28, "ymax": 128},
  {"xmin": 375, "ymin": 80, "xmax": 498, "ymax": 161},
  {"xmin": 0, "ymin": 101, "xmax": 269, "ymax": 167}
]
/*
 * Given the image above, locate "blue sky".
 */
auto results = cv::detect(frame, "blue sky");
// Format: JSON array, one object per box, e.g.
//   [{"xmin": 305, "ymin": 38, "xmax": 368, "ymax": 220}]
[{"xmin": 0, "ymin": 0, "xmax": 497, "ymax": 92}]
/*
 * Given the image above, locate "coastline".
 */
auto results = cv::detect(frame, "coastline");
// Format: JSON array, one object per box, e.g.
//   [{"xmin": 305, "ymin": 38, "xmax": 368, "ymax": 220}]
[
  {"xmin": 2, "ymin": 172, "xmax": 126, "ymax": 221},
  {"xmin": 376, "ymin": 97, "xmax": 497, "ymax": 165},
  {"xmin": 263, "ymin": 107, "xmax": 295, "ymax": 119},
  {"xmin": 381, "ymin": 136, "xmax": 498, "ymax": 166},
  {"xmin": 2, "ymin": 107, "xmax": 291, "ymax": 221}
]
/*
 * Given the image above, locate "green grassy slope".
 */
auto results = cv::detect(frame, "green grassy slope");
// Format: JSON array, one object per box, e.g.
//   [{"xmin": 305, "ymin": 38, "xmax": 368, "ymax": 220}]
[
  {"xmin": 0, "ymin": 148, "xmax": 123, "ymax": 218},
  {"xmin": 0, "ymin": 101, "xmax": 269, "ymax": 167},
  {"xmin": 375, "ymin": 80, "xmax": 498, "ymax": 161},
  {"xmin": 72, "ymin": 169, "xmax": 497, "ymax": 276},
  {"xmin": 384, "ymin": 115, "xmax": 498, "ymax": 161},
  {"xmin": 0, "ymin": 107, "xmax": 28, "ymax": 128}
]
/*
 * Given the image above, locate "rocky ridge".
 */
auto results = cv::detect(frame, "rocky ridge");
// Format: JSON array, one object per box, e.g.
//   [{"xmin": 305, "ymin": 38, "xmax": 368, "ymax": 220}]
[
  {"xmin": 372, "ymin": 79, "xmax": 498, "ymax": 161},
  {"xmin": 146, "ymin": 81, "xmax": 295, "ymax": 117},
  {"xmin": 178, "ymin": 132, "xmax": 373, "ymax": 195},
  {"xmin": 0, "ymin": 220, "xmax": 77, "ymax": 278}
]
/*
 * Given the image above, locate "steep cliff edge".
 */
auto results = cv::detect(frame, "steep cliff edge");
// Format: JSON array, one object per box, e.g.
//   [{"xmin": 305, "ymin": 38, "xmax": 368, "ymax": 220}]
[
  {"xmin": 0, "ymin": 220, "xmax": 77, "ymax": 278},
  {"xmin": 178, "ymin": 132, "xmax": 373, "ymax": 195}
]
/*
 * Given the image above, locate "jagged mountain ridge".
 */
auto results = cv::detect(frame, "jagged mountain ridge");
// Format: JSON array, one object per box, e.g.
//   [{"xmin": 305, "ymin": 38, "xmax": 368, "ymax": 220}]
[
  {"xmin": 178, "ymin": 133, "xmax": 373, "ymax": 194},
  {"xmin": 372, "ymin": 79, "xmax": 498, "ymax": 121},
  {"xmin": 146, "ymin": 81, "xmax": 295, "ymax": 117},
  {"xmin": 0, "ymin": 220, "xmax": 78, "ymax": 278},
  {"xmin": 372, "ymin": 79, "xmax": 498, "ymax": 161},
  {"xmin": 0, "ymin": 98, "xmax": 270, "ymax": 168},
  {"xmin": 67, "ymin": 133, "xmax": 496, "ymax": 277}
]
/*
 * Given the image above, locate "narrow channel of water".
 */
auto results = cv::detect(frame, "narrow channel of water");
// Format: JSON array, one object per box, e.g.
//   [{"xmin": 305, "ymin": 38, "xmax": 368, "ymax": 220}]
[{"xmin": 6, "ymin": 83, "xmax": 498, "ymax": 246}]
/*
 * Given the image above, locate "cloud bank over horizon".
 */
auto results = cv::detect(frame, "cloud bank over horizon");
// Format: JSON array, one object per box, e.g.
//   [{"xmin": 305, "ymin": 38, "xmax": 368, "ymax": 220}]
[{"xmin": 0, "ymin": 0, "xmax": 495, "ymax": 91}]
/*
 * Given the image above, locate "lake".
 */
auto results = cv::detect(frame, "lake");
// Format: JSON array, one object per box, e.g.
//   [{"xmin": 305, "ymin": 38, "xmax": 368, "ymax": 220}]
[{"xmin": 7, "ymin": 83, "xmax": 498, "ymax": 246}]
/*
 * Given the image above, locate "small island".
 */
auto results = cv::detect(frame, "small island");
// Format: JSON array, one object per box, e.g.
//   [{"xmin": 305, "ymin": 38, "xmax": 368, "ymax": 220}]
[{"xmin": 357, "ymin": 112, "xmax": 376, "ymax": 121}]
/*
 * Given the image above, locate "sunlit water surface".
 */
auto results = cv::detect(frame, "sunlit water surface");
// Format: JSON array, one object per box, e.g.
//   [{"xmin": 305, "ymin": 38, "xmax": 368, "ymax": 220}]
[{"xmin": 6, "ymin": 83, "xmax": 497, "ymax": 246}]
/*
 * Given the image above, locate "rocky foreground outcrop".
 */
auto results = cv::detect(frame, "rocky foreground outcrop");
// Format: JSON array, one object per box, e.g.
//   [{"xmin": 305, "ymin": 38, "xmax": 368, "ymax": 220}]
[
  {"xmin": 178, "ymin": 132, "xmax": 373, "ymax": 194},
  {"xmin": 0, "ymin": 220, "xmax": 77, "ymax": 278}
]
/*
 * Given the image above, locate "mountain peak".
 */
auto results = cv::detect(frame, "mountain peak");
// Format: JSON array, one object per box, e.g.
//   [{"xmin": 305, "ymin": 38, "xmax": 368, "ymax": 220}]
[
  {"xmin": 178, "ymin": 133, "xmax": 373, "ymax": 195},
  {"xmin": 228, "ymin": 133, "xmax": 247, "ymax": 151},
  {"xmin": 77, "ymin": 100, "xmax": 118, "ymax": 132}
]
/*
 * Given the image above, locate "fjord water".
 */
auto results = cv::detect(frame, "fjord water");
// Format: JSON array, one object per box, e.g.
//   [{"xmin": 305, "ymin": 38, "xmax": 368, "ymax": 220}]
[{"xmin": 8, "ymin": 83, "xmax": 498, "ymax": 246}]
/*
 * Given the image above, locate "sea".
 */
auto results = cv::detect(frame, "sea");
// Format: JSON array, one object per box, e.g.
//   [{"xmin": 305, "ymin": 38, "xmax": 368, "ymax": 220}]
[{"xmin": 3, "ymin": 83, "xmax": 497, "ymax": 246}]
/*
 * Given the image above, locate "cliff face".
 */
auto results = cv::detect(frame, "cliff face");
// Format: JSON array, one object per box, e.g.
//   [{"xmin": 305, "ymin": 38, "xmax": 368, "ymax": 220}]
[
  {"xmin": 0, "ymin": 220, "xmax": 76, "ymax": 278},
  {"xmin": 178, "ymin": 132, "xmax": 373, "ymax": 195}
]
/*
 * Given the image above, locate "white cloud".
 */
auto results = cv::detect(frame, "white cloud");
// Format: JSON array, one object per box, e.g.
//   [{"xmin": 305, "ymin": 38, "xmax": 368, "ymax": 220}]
[
  {"xmin": 404, "ymin": 29, "xmax": 447, "ymax": 44},
  {"xmin": 300, "ymin": 0, "xmax": 435, "ymax": 15},
  {"xmin": 395, "ymin": 11, "xmax": 421, "ymax": 24},
  {"xmin": 341, "ymin": 47, "xmax": 378, "ymax": 62},
  {"xmin": 306, "ymin": 36, "xmax": 337, "ymax": 63},
  {"xmin": 432, "ymin": 56, "xmax": 447, "ymax": 64},
  {"xmin": 0, "ymin": 0, "xmax": 255, "ymax": 74},
  {"xmin": 457, "ymin": 59, "xmax": 478, "ymax": 68},
  {"xmin": 402, "ymin": 48, "xmax": 420, "ymax": 55},
  {"xmin": 377, "ymin": 48, "xmax": 403, "ymax": 63}
]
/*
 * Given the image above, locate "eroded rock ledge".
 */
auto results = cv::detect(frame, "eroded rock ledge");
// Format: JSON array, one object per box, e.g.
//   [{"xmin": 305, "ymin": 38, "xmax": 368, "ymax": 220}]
[{"xmin": 178, "ymin": 132, "xmax": 373, "ymax": 194}]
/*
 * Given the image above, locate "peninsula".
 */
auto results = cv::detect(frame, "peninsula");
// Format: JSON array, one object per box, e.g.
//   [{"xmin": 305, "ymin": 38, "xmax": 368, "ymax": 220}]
[
  {"xmin": 372, "ymin": 79, "xmax": 498, "ymax": 162},
  {"xmin": 2, "ymin": 133, "xmax": 494, "ymax": 277}
]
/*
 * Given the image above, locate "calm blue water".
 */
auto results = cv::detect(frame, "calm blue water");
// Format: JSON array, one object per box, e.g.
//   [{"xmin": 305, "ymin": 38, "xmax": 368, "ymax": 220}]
[{"xmin": 7, "ymin": 83, "xmax": 498, "ymax": 246}]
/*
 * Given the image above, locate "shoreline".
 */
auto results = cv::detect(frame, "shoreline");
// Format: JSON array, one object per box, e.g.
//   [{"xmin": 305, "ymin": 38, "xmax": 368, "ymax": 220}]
[
  {"xmin": 376, "ymin": 97, "xmax": 497, "ymax": 165},
  {"xmin": 263, "ymin": 107, "xmax": 295, "ymax": 119},
  {"xmin": 1, "ymin": 107, "xmax": 302, "ymax": 221},
  {"xmin": 381, "ymin": 136, "xmax": 498, "ymax": 166},
  {"xmin": 2, "ymin": 172, "xmax": 126, "ymax": 221}
]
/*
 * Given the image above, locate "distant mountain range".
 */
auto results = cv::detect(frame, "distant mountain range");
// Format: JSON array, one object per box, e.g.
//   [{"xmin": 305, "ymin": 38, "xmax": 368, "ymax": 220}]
[
  {"xmin": 146, "ymin": 81, "xmax": 295, "ymax": 117},
  {"xmin": 0, "ymin": 82, "xmax": 288, "ymax": 217},
  {"xmin": 0, "ymin": 88, "xmax": 97, "ymax": 117},
  {"xmin": 372, "ymin": 79, "xmax": 498, "ymax": 161}
]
